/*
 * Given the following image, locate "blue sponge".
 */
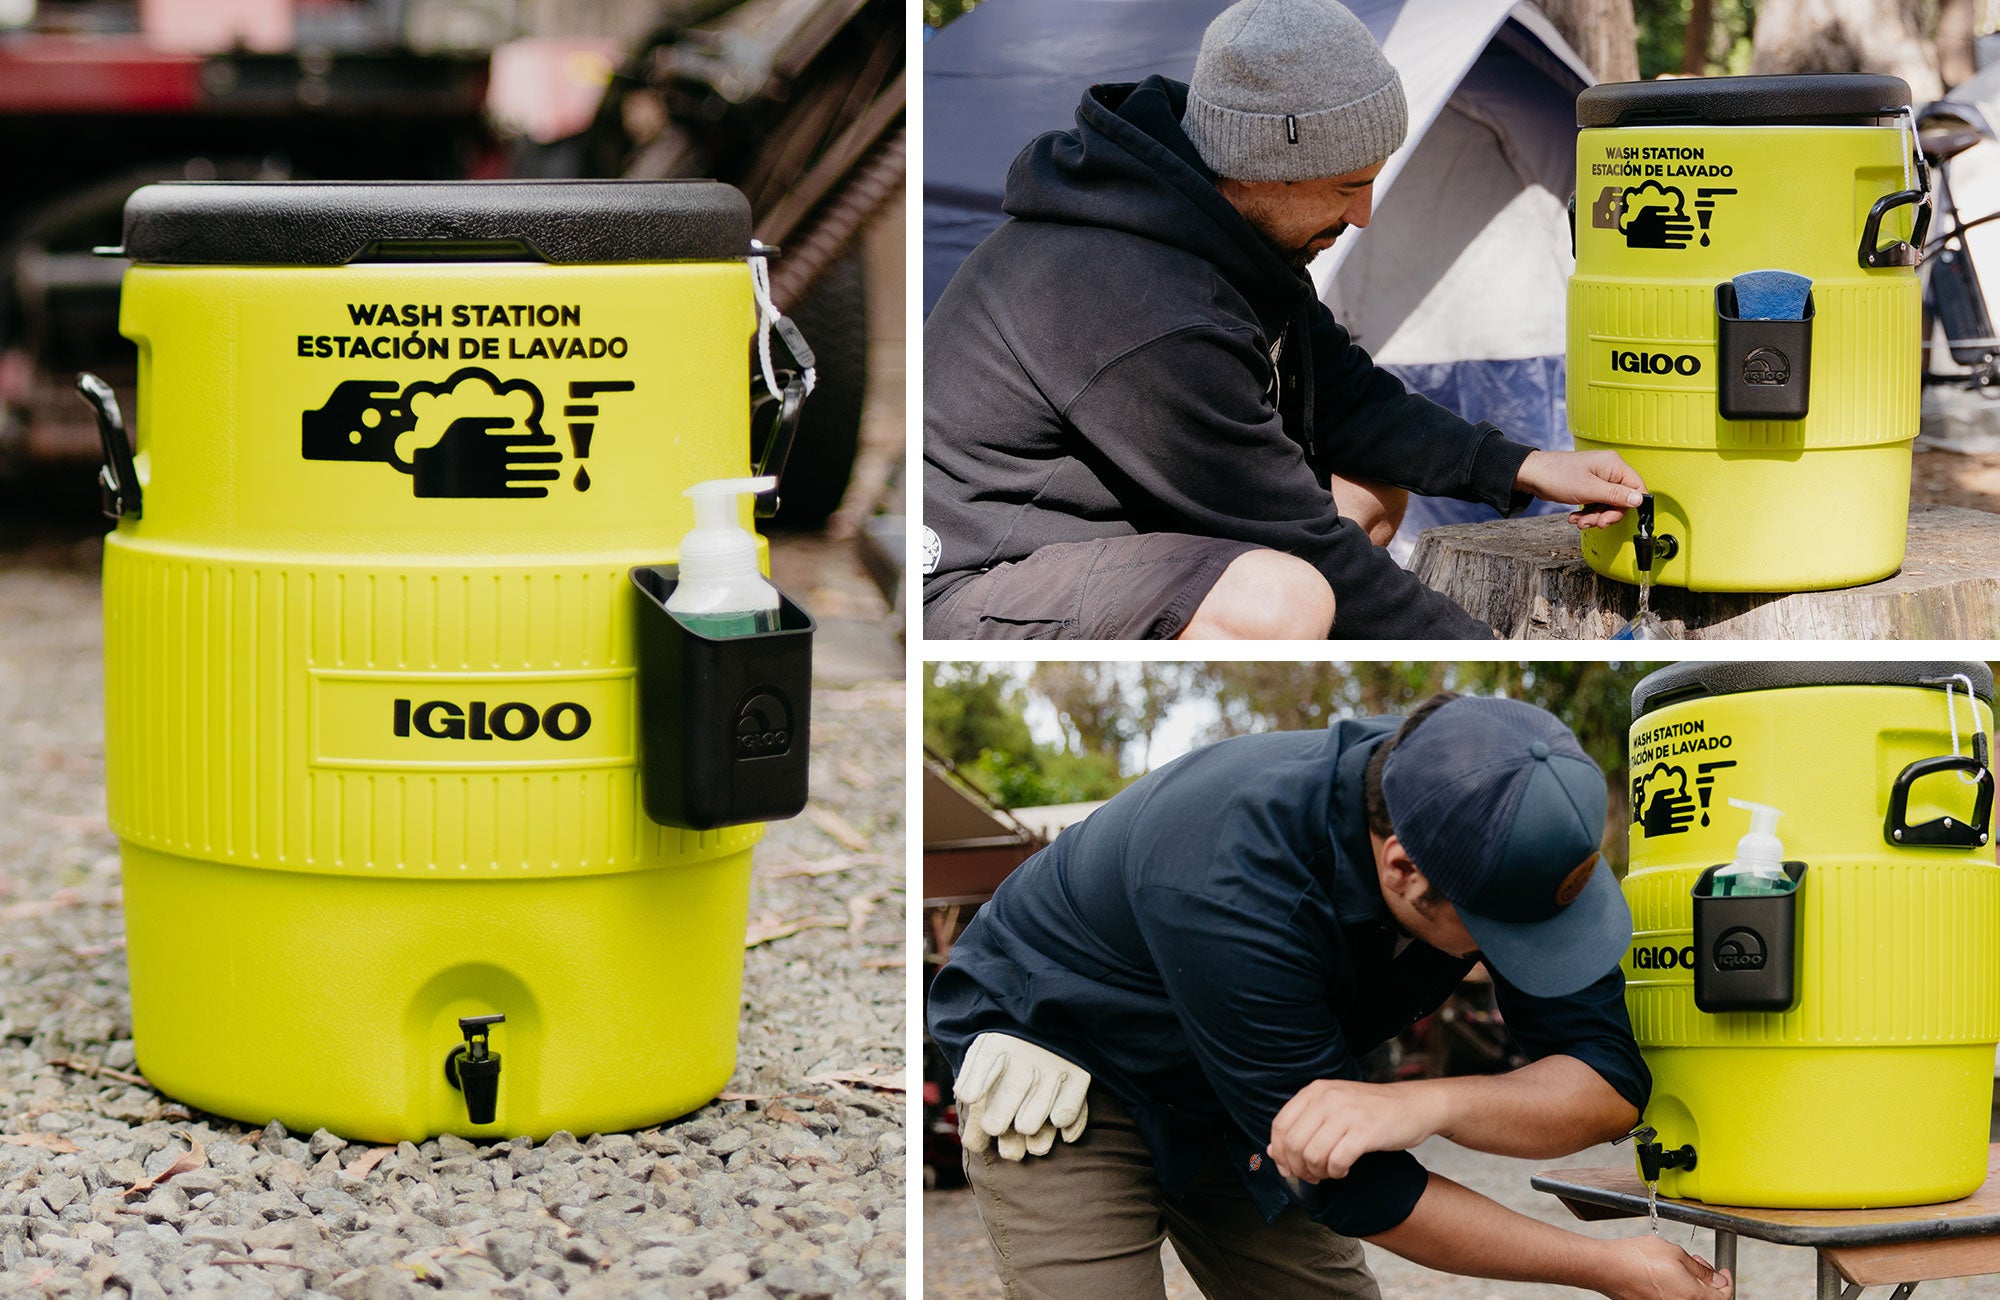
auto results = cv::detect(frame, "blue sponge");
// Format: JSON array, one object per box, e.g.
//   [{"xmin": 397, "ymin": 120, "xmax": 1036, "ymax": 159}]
[{"xmin": 1732, "ymin": 269, "xmax": 1812, "ymax": 321}]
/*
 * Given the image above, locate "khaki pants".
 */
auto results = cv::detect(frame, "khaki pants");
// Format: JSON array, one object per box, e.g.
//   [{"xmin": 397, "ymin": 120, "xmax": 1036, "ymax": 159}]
[{"xmin": 962, "ymin": 1088, "xmax": 1381, "ymax": 1300}]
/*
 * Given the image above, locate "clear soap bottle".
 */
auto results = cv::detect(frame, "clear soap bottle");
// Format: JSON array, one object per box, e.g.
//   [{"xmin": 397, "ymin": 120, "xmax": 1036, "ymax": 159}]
[
  {"xmin": 1712, "ymin": 799, "xmax": 1795, "ymax": 897},
  {"xmin": 665, "ymin": 476, "xmax": 782, "ymax": 637}
]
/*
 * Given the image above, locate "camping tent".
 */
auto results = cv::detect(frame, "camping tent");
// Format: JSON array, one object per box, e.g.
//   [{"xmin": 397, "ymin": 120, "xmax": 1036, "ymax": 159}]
[{"xmin": 923, "ymin": 0, "xmax": 1593, "ymax": 558}]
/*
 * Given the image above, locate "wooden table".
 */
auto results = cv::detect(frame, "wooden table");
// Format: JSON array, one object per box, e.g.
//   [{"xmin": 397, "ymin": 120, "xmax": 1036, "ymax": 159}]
[
  {"xmin": 1534, "ymin": 1149, "xmax": 2000, "ymax": 1298},
  {"xmin": 1408, "ymin": 503, "xmax": 2000, "ymax": 639}
]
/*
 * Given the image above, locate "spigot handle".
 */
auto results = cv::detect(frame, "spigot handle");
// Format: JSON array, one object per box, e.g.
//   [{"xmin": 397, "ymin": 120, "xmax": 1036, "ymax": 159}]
[
  {"xmin": 446, "ymin": 1015, "xmax": 506, "ymax": 1124},
  {"xmin": 456, "ymin": 1013, "xmax": 505, "ymax": 1062}
]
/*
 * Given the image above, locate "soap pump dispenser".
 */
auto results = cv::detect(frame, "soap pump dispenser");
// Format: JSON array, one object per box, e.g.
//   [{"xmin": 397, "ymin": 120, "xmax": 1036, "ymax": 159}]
[
  {"xmin": 666, "ymin": 476, "xmax": 782, "ymax": 637},
  {"xmin": 1713, "ymin": 799, "xmax": 1795, "ymax": 897}
]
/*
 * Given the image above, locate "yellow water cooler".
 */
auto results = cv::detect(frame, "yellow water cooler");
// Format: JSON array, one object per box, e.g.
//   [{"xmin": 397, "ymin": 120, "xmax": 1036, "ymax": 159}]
[
  {"xmin": 1623, "ymin": 662, "xmax": 2000, "ymax": 1207},
  {"xmin": 90, "ymin": 181, "xmax": 813, "ymax": 1142},
  {"xmin": 1572, "ymin": 75, "xmax": 1928, "ymax": 591}
]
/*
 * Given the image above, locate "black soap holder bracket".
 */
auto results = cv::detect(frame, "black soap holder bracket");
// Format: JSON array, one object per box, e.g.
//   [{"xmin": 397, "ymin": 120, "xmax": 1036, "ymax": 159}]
[
  {"xmin": 1690, "ymin": 861, "xmax": 1806, "ymax": 1014},
  {"xmin": 1714, "ymin": 282, "xmax": 1813, "ymax": 422},
  {"xmin": 631, "ymin": 565, "xmax": 813, "ymax": 831}
]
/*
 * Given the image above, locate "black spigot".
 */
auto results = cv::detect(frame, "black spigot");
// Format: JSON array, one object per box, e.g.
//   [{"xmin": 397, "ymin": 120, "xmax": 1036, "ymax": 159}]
[
  {"xmin": 1633, "ymin": 494, "xmax": 1678, "ymax": 575},
  {"xmin": 1621, "ymin": 1125, "xmax": 1697, "ymax": 1181},
  {"xmin": 444, "ymin": 1013, "xmax": 505, "ymax": 1125}
]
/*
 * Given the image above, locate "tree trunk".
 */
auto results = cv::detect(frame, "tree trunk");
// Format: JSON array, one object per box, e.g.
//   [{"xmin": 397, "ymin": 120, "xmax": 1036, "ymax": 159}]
[
  {"xmin": 1536, "ymin": 0, "xmax": 1640, "ymax": 84},
  {"xmin": 1406, "ymin": 506, "xmax": 2000, "ymax": 639},
  {"xmin": 1748, "ymin": 0, "xmax": 1942, "ymax": 103},
  {"xmin": 1681, "ymin": 0, "xmax": 1715, "ymax": 75},
  {"xmin": 1939, "ymin": 0, "xmax": 1978, "ymax": 91}
]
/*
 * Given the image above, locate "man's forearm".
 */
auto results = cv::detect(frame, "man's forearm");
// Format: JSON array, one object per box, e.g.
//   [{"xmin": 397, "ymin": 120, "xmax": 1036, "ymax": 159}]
[
  {"xmin": 1366, "ymin": 1172, "xmax": 1624, "ymax": 1292},
  {"xmin": 1414, "ymin": 1055, "xmax": 1637, "ymax": 1158}
]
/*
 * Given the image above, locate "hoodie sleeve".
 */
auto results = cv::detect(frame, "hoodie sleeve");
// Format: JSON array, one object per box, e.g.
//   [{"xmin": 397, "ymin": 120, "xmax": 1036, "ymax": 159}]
[
  {"xmin": 1061, "ymin": 324, "xmax": 1493, "ymax": 638},
  {"xmin": 1306, "ymin": 306, "xmax": 1535, "ymax": 510}
]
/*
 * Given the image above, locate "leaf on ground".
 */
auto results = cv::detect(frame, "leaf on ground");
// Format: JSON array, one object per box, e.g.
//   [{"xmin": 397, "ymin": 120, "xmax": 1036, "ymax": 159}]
[
  {"xmin": 763, "ymin": 1100, "xmax": 812, "ymax": 1126},
  {"xmin": 343, "ymin": 1146, "xmax": 392, "ymax": 1178},
  {"xmin": 804, "ymin": 1065, "xmax": 906, "ymax": 1095},
  {"xmin": 127, "ymin": 1131, "xmax": 205, "ymax": 1194},
  {"xmin": 846, "ymin": 885, "xmax": 893, "ymax": 934},
  {"xmin": 743, "ymin": 912, "xmax": 848, "ymax": 949},
  {"xmin": 806, "ymin": 807, "xmax": 870, "ymax": 852},
  {"xmin": 59, "ymin": 939, "xmax": 125, "ymax": 960},
  {"xmin": 759, "ymin": 853, "xmax": 891, "ymax": 879},
  {"xmin": 836, "ymin": 760, "xmax": 878, "ymax": 791},
  {"xmin": 0, "ymin": 890, "xmax": 84, "ymax": 922},
  {"xmin": 48, "ymin": 1057, "xmax": 148, "ymax": 1088},
  {"xmin": 862, "ymin": 957, "xmax": 905, "ymax": 970},
  {"xmin": 0, "ymin": 1134, "xmax": 76, "ymax": 1154}
]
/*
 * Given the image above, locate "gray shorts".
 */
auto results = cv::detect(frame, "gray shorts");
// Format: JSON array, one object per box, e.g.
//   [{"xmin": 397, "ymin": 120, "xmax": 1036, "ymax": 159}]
[{"xmin": 923, "ymin": 533, "xmax": 1258, "ymax": 640}]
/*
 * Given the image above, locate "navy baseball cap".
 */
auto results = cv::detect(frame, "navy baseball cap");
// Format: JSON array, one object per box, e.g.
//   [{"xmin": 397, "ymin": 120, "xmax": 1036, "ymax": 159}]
[{"xmin": 1379, "ymin": 696, "xmax": 1629, "ymax": 997}]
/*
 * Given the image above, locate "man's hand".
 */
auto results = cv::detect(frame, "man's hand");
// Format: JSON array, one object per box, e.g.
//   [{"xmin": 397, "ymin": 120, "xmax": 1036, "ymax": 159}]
[
  {"xmin": 1367, "ymin": 1173, "xmax": 1730, "ymax": 1299},
  {"xmin": 1599, "ymin": 1235, "xmax": 1732, "ymax": 1300},
  {"xmin": 954, "ymin": 1033, "xmax": 1090, "ymax": 1161},
  {"xmin": 1267, "ymin": 1078, "xmax": 1442, "ymax": 1182},
  {"xmin": 1515, "ymin": 450, "xmax": 1646, "ymax": 528}
]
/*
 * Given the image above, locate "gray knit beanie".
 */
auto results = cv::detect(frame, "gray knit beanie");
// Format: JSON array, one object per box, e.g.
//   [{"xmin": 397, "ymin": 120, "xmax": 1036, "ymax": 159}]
[{"xmin": 1183, "ymin": 0, "xmax": 1408, "ymax": 183}]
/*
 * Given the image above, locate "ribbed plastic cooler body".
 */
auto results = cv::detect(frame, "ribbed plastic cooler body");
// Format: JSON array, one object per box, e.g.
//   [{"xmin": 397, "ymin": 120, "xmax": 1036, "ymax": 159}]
[
  {"xmin": 1571, "ymin": 76, "xmax": 1921, "ymax": 592},
  {"xmin": 103, "ymin": 181, "xmax": 765, "ymax": 1140},
  {"xmin": 1624, "ymin": 662, "xmax": 2000, "ymax": 1207}
]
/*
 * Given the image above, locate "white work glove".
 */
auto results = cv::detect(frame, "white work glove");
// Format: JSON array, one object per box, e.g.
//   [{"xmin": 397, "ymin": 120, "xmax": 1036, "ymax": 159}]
[{"xmin": 954, "ymin": 1032, "xmax": 1091, "ymax": 1161}]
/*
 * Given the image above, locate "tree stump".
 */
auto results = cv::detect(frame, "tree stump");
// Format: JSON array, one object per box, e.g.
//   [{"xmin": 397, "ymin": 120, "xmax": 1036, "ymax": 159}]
[{"xmin": 1408, "ymin": 503, "xmax": 2000, "ymax": 639}]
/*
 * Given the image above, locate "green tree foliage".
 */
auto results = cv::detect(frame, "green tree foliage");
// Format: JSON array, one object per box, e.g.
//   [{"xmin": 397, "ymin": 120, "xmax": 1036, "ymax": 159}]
[
  {"xmin": 1185, "ymin": 662, "xmax": 1661, "ymax": 868},
  {"xmin": 927, "ymin": 662, "xmax": 1665, "ymax": 853},
  {"xmin": 923, "ymin": 663, "xmax": 1133, "ymax": 807},
  {"xmin": 1635, "ymin": 0, "xmax": 1759, "ymax": 77},
  {"xmin": 923, "ymin": 662, "xmax": 1034, "ymax": 766},
  {"xmin": 1193, "ymin": 662, "xmax": 1450, "ymax": 735},
  {"xmin": 925, "ymin": 0, "xmax": 980, "ymax": 29}
]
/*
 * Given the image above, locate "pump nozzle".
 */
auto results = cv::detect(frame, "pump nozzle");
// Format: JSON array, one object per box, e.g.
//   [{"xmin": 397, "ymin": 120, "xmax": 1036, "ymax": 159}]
[
  {"xmin": 676, "ymin": 477, "xmax": 776, "ymax": 585},
  {"xmin": 687, "ymin": 476, "xmax": 777, "ymax": 530},
  {"xmin": 1726, "ymin": 798, "xmax": 1784, "ymax": 870}
]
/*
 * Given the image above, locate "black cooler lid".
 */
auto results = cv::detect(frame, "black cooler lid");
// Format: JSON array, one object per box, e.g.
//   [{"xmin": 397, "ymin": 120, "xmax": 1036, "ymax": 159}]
[
  {"xmin": 1578, "ymin": 74, "xmax": 1911, "ymax": 129},
  {"xmin": 1633, "ymin": 662, "xmax": 1994, "ymax": 721},
  {"xmin": 119, "ymin": 180, "xmax": 753, "ymax": 266}
]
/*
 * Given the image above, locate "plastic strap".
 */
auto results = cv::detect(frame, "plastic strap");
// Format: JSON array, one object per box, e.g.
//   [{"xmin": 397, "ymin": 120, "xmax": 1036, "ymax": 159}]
[
  {"xmin": 1903, "ymin": 104, "xmax": 1932, "ymax": 206},
  {"xmin": 750, "ymin": 251, "xmax": 818, "ymax": 402},
  {"xmin": 1923, "ymin": 672, "xmax": 1987, "ymax": 783}
]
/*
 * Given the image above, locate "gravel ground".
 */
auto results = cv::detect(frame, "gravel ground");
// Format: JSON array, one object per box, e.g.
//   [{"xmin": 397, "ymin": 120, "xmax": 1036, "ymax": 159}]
[
  {"xmin": 926, "ymin": 1129, "xmax": 2000, "ymax": 1299},
  {"xmin": 0, "ymin": 547, "xmax": 907, "ymax": 1299}
]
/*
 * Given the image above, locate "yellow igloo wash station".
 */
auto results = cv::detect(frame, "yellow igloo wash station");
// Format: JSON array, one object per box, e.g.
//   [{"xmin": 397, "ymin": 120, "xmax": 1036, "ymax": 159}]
[
  {"xmin": 1622, "ymin": 662, "xmax": 1999, "ymax": 1208},
  {"xmin": 83, "ymin": 181, "xmax": 814, "ymax": 1142},
  {"xmin": 1571, "ymin": 75, "xmax": 1929, "ymax": 592}
]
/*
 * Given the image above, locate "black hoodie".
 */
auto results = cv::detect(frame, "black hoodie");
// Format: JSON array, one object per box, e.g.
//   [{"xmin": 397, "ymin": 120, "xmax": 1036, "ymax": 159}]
[{"xmin": 922, "ymin": 77, "xmax": 1534, "ymax": 638}]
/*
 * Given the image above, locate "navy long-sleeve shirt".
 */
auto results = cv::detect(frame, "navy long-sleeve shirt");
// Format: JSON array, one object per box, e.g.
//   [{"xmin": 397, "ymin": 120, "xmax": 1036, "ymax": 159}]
[{"xmin": 926, "ymin": 720, "xmax": 1648, "ymax": 1237}]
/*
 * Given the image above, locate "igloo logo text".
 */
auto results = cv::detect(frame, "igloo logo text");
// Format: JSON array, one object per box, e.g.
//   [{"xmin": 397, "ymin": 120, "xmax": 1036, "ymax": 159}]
[
  {"xmin": 1713, "ymin": 927, "xmax": 1767, "ymax": 972},
  {"xmin": 734, "ymin": 690, "xmax": 794, "ymax": 759}
]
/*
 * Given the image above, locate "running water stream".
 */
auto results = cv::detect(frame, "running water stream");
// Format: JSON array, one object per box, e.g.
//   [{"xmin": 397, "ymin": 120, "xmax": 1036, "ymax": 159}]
[{"xmin": 1613, "ymin": 578, "xmax": 1671, "ymax": 640}]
